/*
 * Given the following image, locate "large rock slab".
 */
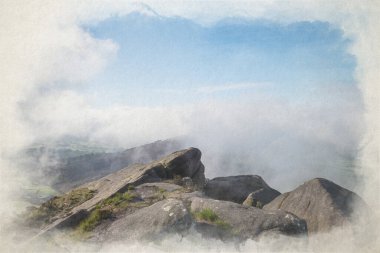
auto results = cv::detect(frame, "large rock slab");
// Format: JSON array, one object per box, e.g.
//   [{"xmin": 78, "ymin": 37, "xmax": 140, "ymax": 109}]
[
  {"xmin": 190, "ymin": 197, "xmax": 307, "ymax": 239},
  {"xmin": 101, "ymin": 198, "xmax": 192, "ymax": 241},
  {"xmin": 204, "ymin": 175, "xmax": 280, "ymax": 205},
  {"xmin": 264, "ymin": 178, "xmax": 367, "ymax": 233},
  {"xmin": 32, "ymin": 148, "xmax": 205, "ymax": 237},
  {"xmin": 53, "ymin": 139, "xmax": 184, "ymax": 191}
]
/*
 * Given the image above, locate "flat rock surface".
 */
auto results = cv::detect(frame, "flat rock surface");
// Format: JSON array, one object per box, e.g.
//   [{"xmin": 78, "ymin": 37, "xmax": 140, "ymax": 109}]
[{"xmin": 101, "ymin": 198, "xmax": 191, "ymax": 241}]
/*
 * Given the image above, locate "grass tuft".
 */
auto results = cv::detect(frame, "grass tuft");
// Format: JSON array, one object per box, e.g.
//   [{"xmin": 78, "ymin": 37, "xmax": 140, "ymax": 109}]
[
  {"xmin": 78, "ymin": 208, "xmax": 111, "ymax": 232},
  {"xmin": 75, "ymin": 190, "xmax": 137, "ymax": 234},
  {"xmin": 194, "ymin": 208, "xmax": 232, "ymax": 230},
  {"xmin": 196, "ymin": 208, "xmax": 219, "ymax": 222},
  {"xmin": 101, "ymin": 192, "xmax": 135, "ymax": 207}
]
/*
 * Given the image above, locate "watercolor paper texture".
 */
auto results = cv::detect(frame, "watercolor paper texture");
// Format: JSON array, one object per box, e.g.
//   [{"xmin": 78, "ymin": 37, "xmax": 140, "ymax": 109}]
[{"xmin": 0, "ymin": 1, "xmax": 379, "ymax": 252}]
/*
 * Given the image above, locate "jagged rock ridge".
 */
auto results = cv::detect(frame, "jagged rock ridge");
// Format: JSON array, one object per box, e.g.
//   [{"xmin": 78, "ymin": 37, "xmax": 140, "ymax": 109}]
[{"xmin": 24, "ymin": 147, "xmax": 367, "ymax": 246}]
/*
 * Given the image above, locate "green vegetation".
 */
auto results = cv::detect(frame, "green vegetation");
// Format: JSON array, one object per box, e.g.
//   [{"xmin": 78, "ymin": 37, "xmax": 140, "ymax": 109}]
[
  {"xmin": 194, "ymin": 208, "xmax": 231, "ymax": 230},
  {"xmin": 100, "ymin": 192, "xmax": 136, "ymax": 208},
  {"xmin": 76, "ymin": 191, "xmax": 138, "ymax": 234},
  {"xmin": 27, "ymin": 188, "xmax": 96, "ymax": 227},
  {"xmin": 78, "ymin": 208, "xmax": 112, "ymax": 232},
  {"xmin": 195, "ymin": 208, "xmax": 219, "ymax": 222}
]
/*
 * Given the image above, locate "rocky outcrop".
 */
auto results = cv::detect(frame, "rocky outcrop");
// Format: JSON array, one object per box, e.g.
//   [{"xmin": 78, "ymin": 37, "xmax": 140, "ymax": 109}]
[
  {"xmin": 264, "ymin": 178, "xmax": 367, "ymax": 233},
  {"xmin": 158, "ymin": 148, "xmax": 206, "ymax": 188},
  {"xmin": 190, "ymin": 197, "xmax": 307, "ymax": 239},
  {"xmin": 101, "ymin": 198, "xmax": 192, "ymax": 241},
  {"xmin": 204, "ymin": 175, "xmax": 280, "ymax": 205},
  {"xmin": 26, "ymin": 147, "xmax": 369, "ymax": 247},
  {"xmin": 31, "ymin": 147, "xmax": 205, "ymax": 237}
]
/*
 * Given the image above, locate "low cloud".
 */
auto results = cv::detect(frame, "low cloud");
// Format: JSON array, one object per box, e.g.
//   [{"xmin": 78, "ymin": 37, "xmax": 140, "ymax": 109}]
[{"xmin": 21, "ymin": 85, "xmax": 363, "ymax": 192}]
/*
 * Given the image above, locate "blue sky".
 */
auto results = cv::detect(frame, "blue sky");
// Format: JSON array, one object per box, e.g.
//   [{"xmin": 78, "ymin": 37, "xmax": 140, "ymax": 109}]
[
  {"xmin": 80, "ymin": 11, "xmax": 356, "ymax": 107},
  {"xmin": 13, "ymin": 5, "xmax": 364, "ymax": 192}
]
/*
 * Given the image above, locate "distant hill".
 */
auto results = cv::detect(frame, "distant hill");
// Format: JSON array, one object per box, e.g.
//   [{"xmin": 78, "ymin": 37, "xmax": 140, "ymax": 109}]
[
  {"xmin": 52, "ymin": 139, "xmax": 184, "ymax": 191},
  {"xmin": 15, "ymin": 137, "xmax": 183, "ymax": 204},
  {"xmin": 23, "ymin": 136, "xmax": 121, "ymax": 160},
  {"xmin": 17, "ymin": 138, "xmax": 185, "ymax": 202}
]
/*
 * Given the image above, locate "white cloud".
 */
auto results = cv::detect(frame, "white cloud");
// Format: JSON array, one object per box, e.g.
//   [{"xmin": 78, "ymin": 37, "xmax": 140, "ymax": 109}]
[
  {"xmin": 22, "ymin": 87, "xmax": 362, "ymax": 192},
  {"xmin": 0, "ymin": 1, "xmax": 118, "ymax": 224}
]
